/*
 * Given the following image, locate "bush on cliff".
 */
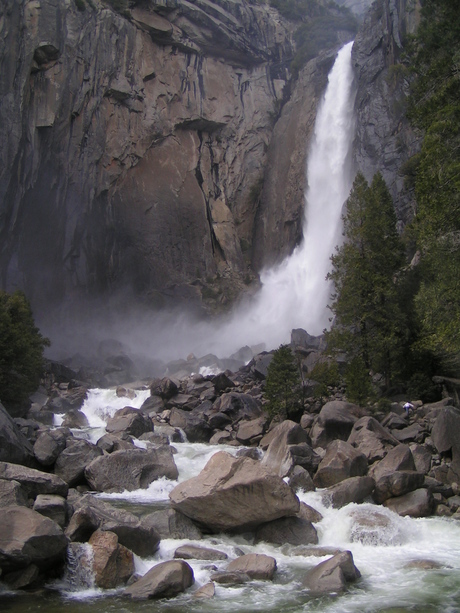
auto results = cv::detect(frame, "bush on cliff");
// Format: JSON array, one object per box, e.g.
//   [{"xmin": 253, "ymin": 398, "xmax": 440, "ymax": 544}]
[
  {"xmin": 0, "ymin": 291, "xmax": 49, "ymax": 412},
  {"xmin": 265, "ymin": 345, "xmax": 303, "ymax": 420}
]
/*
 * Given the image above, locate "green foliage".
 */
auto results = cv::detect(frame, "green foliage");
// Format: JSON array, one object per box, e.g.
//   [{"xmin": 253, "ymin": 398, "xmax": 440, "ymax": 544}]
[
  {"xmin": 309, "ymin": 360, "xmax": 340, "ymax": 398},
  {"xmin": 406, "ymin": 372, "xmax": 441, "ymax": 404},
  {"xmin": 75, "ymin": 0, "xmax": 86, "ymax": 11},
  {"xmin": 104, "ymin": 0, "xmax": 130, "ymax": 15},
  {"xmin": 326, "ymin": 172, "xmax": 407, "ymax": 388},
  {"xmin": 405, "ymin": 0, "xmax": 460, "ymax": 367},
  {"xmin": 344, "ymin": 356, "xmax": 374, "ymax": 405},
  {"xmin": 0, "ymin": 291, "xmax": 50, "ymax": 410},
  {"xmin": 265, "ymin": 345, "xmax": 303, "ymax": 420}
]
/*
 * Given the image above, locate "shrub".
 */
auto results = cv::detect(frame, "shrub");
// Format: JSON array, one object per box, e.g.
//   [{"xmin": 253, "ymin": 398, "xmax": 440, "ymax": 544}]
[
  {"xmin": 0, "ymin": 291, "xmax": 49, "ymax": 411},
  {"xmin": 309, "ymin": 360, "xmax": 340, "ymax": 398},
  {"xmin": 344, "ymin": 356, "xmax": 374, "ymax": 406},
  {"xmin": 265, "ymin": 345, "xmax": 303, "ymax": 420}
]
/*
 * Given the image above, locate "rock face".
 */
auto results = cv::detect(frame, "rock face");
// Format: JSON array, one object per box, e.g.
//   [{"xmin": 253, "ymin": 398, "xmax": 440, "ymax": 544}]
[
  {"xmin": 169, "ymin": 450, "xmax": 299, "ymax": 532},
  {"xmin": 0, "ymin": 403, "xmax": 34, "ymax": 465}
]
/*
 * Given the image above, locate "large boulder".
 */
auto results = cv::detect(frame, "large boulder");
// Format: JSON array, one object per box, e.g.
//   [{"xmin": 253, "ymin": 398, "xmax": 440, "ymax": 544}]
[
  {"xmin": 0, "ymin": 506, "xmax": 68, "ymax": 572},
  {"xmin": 0, "ymin": 402, "xmax": 34, "ymax": 465},
  {"xmin": 33, "ymin": 494, "xmax": 67, "ymax": 528},
  {"xmin": 169, "ymin": 408, "xmax": 213, "ymax": 443},
  {"xmin": 123, "ymin": 560, "xmax": 194, "ymax": 600},
  {"xmin": 174, "ymin": 544, "xmax": 227, "ymax": 561},
  {"xmin": 255, "ymin": 516, "xmax": 318, "ymax": 546},
  {"xmin": 322, "ymin": 476, "xmax": 375, "ymax": 509},
  {"xmin": 106, "ymin": 407, "xmax": 153, "ymax": 438},
  {"xmin": 84, "ymin": 447, "xmax": 178, "ymax": 493},
  {"xmin": 310, "ymin": 401, "xmax": 359, "ymax": 448},
  {"xmin": 227, "ymin": 553, "xmax": 277, "ymax": 580},
  {"xmin": 261, "ymin": 420, "xmax": 318, "ymax": 478},
  {"xmin": 302, "ymin": 550, "xmax": 361, "ymax": 595},
  {"xmin": 67, "ymin": 495, "xmax": 160, "ymax": 557},
  {"xmin": 142, "ymin": 509, "xmax": 202, "ymax": 540},
  {"xmin": 373, "ymin": 471, "xmax": 425, "ymax": 504},
  {"xmin": 383, "ymin": 488, "xmax": 434, "ymax": 517},
  {"xmin": 54, "ymin": 439, "xmax": 103, "ymax": 486},
  {"xmin": 348, "ymin": 416, "xmax": 399, "ymax": 462},
  {"xmin": 313, "ymin": 440, "xmax": 368, "ymax": 488},
  {"xmin": 0, "ymin": 479, "xmax": 28, "ymax": 507},
  {"xmin": 88, "ymin": 529, "xmax": 134, "ymax": 589},
  {"xmin": 431, "ymin": 407, "xmax": 460, "ymax": 458},
  {"xmin": 0, "ymin": 462, "xmax": 68, "ymax": 499},
  {"xmin": 33, "ymin": 429, "xmax": 69, "ymax": 466},
  {"xmin": 211, "ymin": 392, "xmax": 262, "ymax": 423},
  {"xmin": 169, "ymin": 451, "xmax": 299, "ymax": 532},
  {"xmin": 370, "ymin": 444, "xmax": 416, "ymax": 482}
]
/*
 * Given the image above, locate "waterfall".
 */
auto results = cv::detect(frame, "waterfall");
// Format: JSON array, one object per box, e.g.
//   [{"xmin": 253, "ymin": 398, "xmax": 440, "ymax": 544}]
[{"xmin": 199, "ymin": 41, "xmax": 357, "ymax": 355}]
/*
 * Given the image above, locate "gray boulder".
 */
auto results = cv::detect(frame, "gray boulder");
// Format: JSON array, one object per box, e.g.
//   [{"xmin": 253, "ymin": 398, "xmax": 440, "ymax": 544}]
[
  {"xmin": 227, "ymin": 553, "xmax": 277, "ymax": 580},
  {"xmin": 142, "ymin": 508, "xmax": 202, "ymax": 540},
  {"xmin": 169, "ymin": 408, "xmax": 213, "ymax": 443},
  {"xmin": 54, "ymin": 439, "xmax": 103, "ymax": 486},
  {"xmin": 322, "ymin": 476, "xmax": 375, "ymax": 509},
  {"xmin": 384, "ymin": 488, "xmax": 434, "ymax": 517},
  {"xmin": 313, "ymin": 440, "xmax": 368, "ymax": 488},
  {"xmin": 370, "ymin": 444, "xmax": 416, "ymax": 482},
  {"xmin": 410, "ymin": 444, "xmax": 432, "ymax": 474},
  {"xmin": 170, "ymin": 451, "xmax": 299, "ymax": 532},
  {"xmin": 373, "ymin": 471, "xmax": 425, "ymax": 504},
  {"xmin": 310, "ymin": 401, "xmax": 359, "ymax": 448},
  {"xmin": 431, "ymin": 407, "xmax": 460, "ymax": 457},
  {"xmin": 33, "ymin": 494, "xmax": 67, "ymax": 527},
  {"xmin": 106, "ymin": 407, "xmax": 153, "ymax": 438},
  {"xmin": 174, "ymin": 544, "xmax": 227, "ymax": 561},
  {"xmin": 0, "ymin": 402, "xmax": 34, "ymax": 465},
  {"xmin": 0, "ymin": 506, "xmax": 68, "ymax": 572},
  {"xmin": 89, "ymin": 529, "xmax": 134, "ymax": 589},
  {"xmin": 288, "ymin": 465, "xmax": 315, "ymax": 492},
  {"xmin": 124, "ymin": 560, "xmax": 194, "ymax": 600},
  {"xmin": 348, "ymin": 416, "xmax": 399, "ymax": 462},
  {"xmin": 0, "ymin": 462, "xmax": 68, "ymax": 498},
  {"xmin": 261, "ymin": 420, "xmax": 317, "ymax": 478},
  {"xmin": 302, "ymin": 550, "xmax": 361, "ymax": 595},
  {"xmin": 0, "ymin": 479, "xmax": 28, "ymax": 507},
  {"xmin": 255, "ymin": 516, "xmax": 318, "ymax": 546},
  {"xmin": 85, "ymin": 446, "xmax": 178, "ymax": 493},
  {"xmin": 236, "ymin": 417, "xmax": 267, "ymax": 444},
  {"xmin": 212, "ymin": 392, "xmax": 262, "ymax": 422},
  {"xmin": 33, "ymin": 429, "xmax": 69, "ymax": 466}
]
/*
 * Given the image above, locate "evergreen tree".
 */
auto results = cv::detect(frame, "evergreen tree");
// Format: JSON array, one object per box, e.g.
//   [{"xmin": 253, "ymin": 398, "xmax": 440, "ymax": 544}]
[
  {"xmin": 0, "ymin": 291, "xmax": 50, "ymax": 411},
  {"xmin": 265, "ymin": 344, "xmax": 303, "ymax": 420},
  {"xmin": 326, "ymin": 172, "xmax": 406, "ymax": 390}
]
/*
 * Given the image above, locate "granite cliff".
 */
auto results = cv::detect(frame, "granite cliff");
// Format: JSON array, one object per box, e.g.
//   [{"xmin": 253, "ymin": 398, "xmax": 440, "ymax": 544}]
[{"xmin": 0, "ymin": 0, "xmax": 416, "ymax": 320}]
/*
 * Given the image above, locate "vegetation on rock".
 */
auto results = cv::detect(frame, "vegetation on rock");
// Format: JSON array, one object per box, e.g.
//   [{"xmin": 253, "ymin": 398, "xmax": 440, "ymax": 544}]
[{"xmin": 0, "ymin": 291, "xmax": 49, "ymax": 411}]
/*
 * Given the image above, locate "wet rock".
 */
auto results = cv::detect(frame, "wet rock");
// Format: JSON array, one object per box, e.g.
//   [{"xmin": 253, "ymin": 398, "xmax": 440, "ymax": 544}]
[
  {"xmin": 55, "ymin": 439, "xmax": 103, "ymax": 486},
  {"xmin": 0, "ymin": 506, "xmax": 68, "ymax": 572},
  {"xmin": 404, "ymin": 559, "xmax": 445, "ymax": 570},
  {"xmin": 85, "ymin": 446, "xmax": 178, "ymax": 492},
  {"xmin": 302, "ymin": 550, "xmax": 361, "ymax": 595},
  {"xmin": 255, "ymin": 516, "xmax": 318, "ymax": 546},
  {"xmin": 0, "ymin": 402, "xmax": 34, "ymax": 465},
  {"xmin": 193, "ymin": 581, "xmax": 215, "ymax": 598},
  {"xmin": 61, "ymin": 409, "xmax": 89, "ymax": 429},
  {"xmin": 0, "ymin": 479, "xmax": 28, "ymax": 507},
  {"xmin": 33, "ymin": 494, "xmax": 67, "ymax": 527},
  {"xmin": 169, "ymin": 408, "xmax": 213, "ymax": 443},
  {"xmin": 261, "ymin": 420, "xmax": 317, "ymax": 478},
  {"xmin": 106, "ymin": 407, "xmax": 153, "ymax": 438},
  {"xmin": 349, "ymin": 507, "xmax": 402, "ymax": 546},
  {"xmin": 170, "ymin": 450, "xmax": 299, "ymax": 532},
  {"xmin": 0, "ymin": 462, "xmax": 68, "ymax": 498},
  {"xmin": 288, "ymin": 465, "xmax": 315, "ymax": 492},
  {"xmin": 227, "ymin": 553, "xmax": 277, "ymax": 580},
  {"xmin": 297, "ymin": 502, "xmax": 323, "ymax": 523},
  {"xmin": 67, "ymin": 495, "xmax": 160, "ymax": 557},
  {"xmin": 89, "ymin": 530, "xmax": 135, "ymax": 589},
  {"xmin": 124, "ymin": 560, "xmax": 194, "ymax": 600},
  {"xmin": 313, "ymin": 440, "xmax": 368, "ymax": 488},
  {"xmin": 141, "ymin": 508, "xmax": 202, "ymax": 540},
  {"xmin": 373, "ymin": 471, "xmax": 425, "ymax": 504},
  {"xmin": 211, "ymin": 570, "xmax": 251, "ymax": 584},
  {"xmin": 96, "ymin": 433, "xmax": 134, "ymax": 453},
  {"xmin": 2, "ymin": 564, "xmax": 40, "ymax": 590},
  {"xmin": 322, "ymin": 476, "xmax": 375, "ymax": 508},
  {"xmin": 348, "ymin": 416, "xmax": 399, "ymax": 462},
  {"xmin": 33, "ymin": 429, "xmax": 69, "ymax": 466},
  {"xmin": 174, "ymin": 544, "xmax": 228, "ymax": 561},
  {"xmin": 384, "ymin": 488, "xmax": 434, "ymax": 517}
]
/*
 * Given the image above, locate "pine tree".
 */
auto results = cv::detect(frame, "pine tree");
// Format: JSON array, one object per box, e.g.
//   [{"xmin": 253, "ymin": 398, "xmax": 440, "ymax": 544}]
[
  {"xmin": 326, "ymin": 172, "xmax": 406, "ymax": 391},
  {"xmin": 265, "ymin": 345, "xmax": 303, "ymax": 420}
]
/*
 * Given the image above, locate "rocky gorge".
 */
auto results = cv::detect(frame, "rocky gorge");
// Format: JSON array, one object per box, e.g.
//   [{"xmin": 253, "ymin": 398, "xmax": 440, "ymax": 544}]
[{"xmin": 1, "ymin": 329, "xmax": 460, "ymax": 608}]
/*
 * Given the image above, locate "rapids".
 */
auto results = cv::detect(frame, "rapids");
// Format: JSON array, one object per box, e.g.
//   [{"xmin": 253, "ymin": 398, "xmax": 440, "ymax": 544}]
[{"xmin": 2, "ymin": 387, "xmax": 460, "ymax": 613}]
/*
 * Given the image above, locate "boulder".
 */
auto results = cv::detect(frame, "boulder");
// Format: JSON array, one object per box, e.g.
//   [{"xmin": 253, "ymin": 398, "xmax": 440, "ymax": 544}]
[
  {"xmin": 0, "ymin": 462, "xmax": 68, "ymax": 498},
  {"xmin": 393, "ymin": 423, "xmax": 426, "ymax": 444},
  {"xmin": 142, "ymin": 508, "xmax": 202, "ymax": 540},
  {"xmin": 288, "ymin": 465, "xmax": 315, "ymax": 492},
  {"xmin": 373, "ymin": 471, "xmax": 425, "ymax": 504},
  {"xmin": 0, "ymin": 402, "xmax": 34, "ymax": 465},
  {"xmin": 169, "ymin": 451, "xmax": 299, "ymax": 532},
  {"xmin": 381, "ymin": 412, "xmax": 409, "ymax": 430},
  {"xmin": 431, "ymin": 407, "xmax": 460, "ymax": 457},
  {"xmin": 349, "ymin": 507, "xmax": 402, "ymax": 545},
  {"xmin": 33, "ymin": 429, "xmax": 69, "ymax": 466},
  {"xmin": 302, "ymin": 550, "xmax": 360, "ymax": 595},
  {"xmin": 174, "ymin": 544, "xmax": 227, "ymax": 561},
  {"xmin": 322, "ymin": 476, "xmax": 375, "ymax": 509},
  {"xmin": 33, "ymin": 494, "xmax": 67, "ymax": 527},
  {"xmin": 140, "ymin": 395, "xmax": 165, "ymax": 415},
  {"xmin": 85, "ymin": 446, "xmax": 178, "ymax": 492},
  {"xmin": 348, "ymin": 416, "xmax": 399, "ymax": 462},
  {"xmin": 212, "ymin": 392, "xmax": 262, "ymax": 422},
  {"xmin": 297, "ymin": 502, "xmax": 323, "ymax": 523},
  {"xmin": 313, "ymin": 440, "xmax": 368, "ymax": 488},
  {"xmin": 211, "ymin": 570, "xmax": 251, "ymax": 584},
  {"xmin": 89, "ymin": 530, "xmax": 134, "ymax": 589},
  {"xmin": 124, "ymin": 560, "xmax": 194, "ymax": 600},
  {"xmin": 370, "ymin": 444, "xmax": 416, "ymax": 482},
  {"xmin": 67, "ymin": 495, "xmax": 160, "ymax": 557},
  {"xmin": 0, "ymin": 506, "xmax": 68, "ymax": 572},
  {"xmin": 169, "ymin": 409, "xmax": 213, "ymax": 443},
  {"xmin": 54, "ymin": 439, "xmax": 103, "ymax": 486},
  {"xmin": 106, "ymin": 407, "xmax": 153, "ymax": 438},
  {"xmin": 383, "ymin": 488, "xmax": 434, "ymax": 517},
  {"xmin": 227, "ymin": 553, "xmax": 277, "ymax": 580},
  {"xmin": 150, "ymin": 378, "xmax": 178, "ymax": 400},
  {"xmin": 193, "ymin": 581, "xmax": 215, "ymax": 599},
  {"xmin": 61, "ymin": 409, "xmax": 89, "ymax": 429},
  {"xmin": 261, "ymin": 420, "xmax": 317, "ymax": 478},
  {"xmin": 0, "ymin": 479, "xmax": 28, "ymax": 507},
  {"xmin": 310, "ymin": 401, "xmax": 359, "ymax": 448},
  {"xmin": 236, "ymin": 417, "xmax": 267, "ymax": 444},
  {"xmin": 211, "ymin": 372, "xmax": 235, "ymax": 393},
  {"xmin": 96, "ymin": 433, "xmax": 134, "ymax": 453},
  {"xmin": 1, "ymin": 563, "xmax": 40, "ymax": 590},
  {"xmin": 255, "ymin": 516, "xmax": 318, "ymax": 546},
  {"xmin": 410, "ymin": 444, "xmax": 432, "ymax": 475}
]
